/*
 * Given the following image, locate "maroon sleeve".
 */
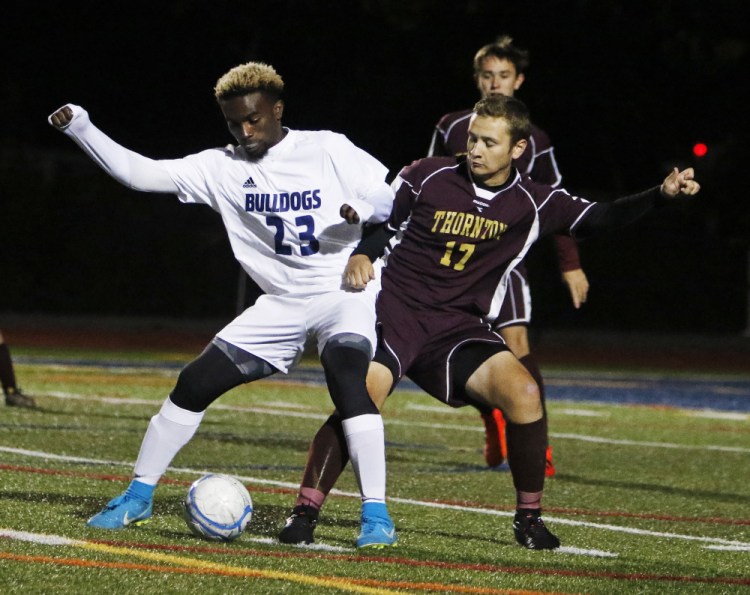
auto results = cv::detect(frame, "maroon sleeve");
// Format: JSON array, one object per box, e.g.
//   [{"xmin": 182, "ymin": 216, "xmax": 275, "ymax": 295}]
[
  {"xmin": 526, "ymin": 125, "xmax": 562, "ymax": 187},
  {"xmin": 389, "ymin": 160, "xmax": 423, "ymax": 228},
  {"xmin": 429, "ymin": 110, "xmax": 472, "ymax": 158},
  {"xmin": 538, "ymin": 187, "xmax": 596, "ymax": 238},
  {"xmin": 553, "ymin": 234, "xmax": 582, "ymax": 272},
  {"xmin": 527, "ymin": 125, "xmax": 573, "ymax": 269},
  {"xmin": 529, "ymin": 149, "xmax": 561, "ymax": 187},
  {"xmin": 428, "ymin": 125, "xmax": 449, "ymax": 157},
  {"xmin": 572, "ymin": 187, "xmax": 663, "ymax": 238}
]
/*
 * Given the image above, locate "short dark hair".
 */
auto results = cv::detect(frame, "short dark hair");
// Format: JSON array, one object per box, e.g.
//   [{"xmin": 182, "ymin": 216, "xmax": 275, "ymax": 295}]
[
  {"xmin": 473, "ymin": 95, "xmax": 530, "ymax": 145},
  {"xmin": 473, "ymin": 35, "xmax": 530, "ymax": 76}
]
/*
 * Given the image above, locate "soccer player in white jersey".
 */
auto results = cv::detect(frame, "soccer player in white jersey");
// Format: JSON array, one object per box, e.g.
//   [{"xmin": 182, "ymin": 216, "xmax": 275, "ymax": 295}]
[{"xmin": 48, "ymin": 61, "xmax": 397, "ymax": 548}]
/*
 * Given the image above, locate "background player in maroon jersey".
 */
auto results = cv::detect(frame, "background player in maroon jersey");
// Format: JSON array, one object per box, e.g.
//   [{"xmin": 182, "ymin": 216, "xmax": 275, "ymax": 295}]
[
  {"xmin": 429, "ymin": 36, "xmax": 588, "ymax": 474},
  {"xmin": 279, "ymin": 94, "xmax": 699, "ymax": 550},
  {"xmin": 0, "ymin": 330, "xmax": 35, "ymax": 408}
]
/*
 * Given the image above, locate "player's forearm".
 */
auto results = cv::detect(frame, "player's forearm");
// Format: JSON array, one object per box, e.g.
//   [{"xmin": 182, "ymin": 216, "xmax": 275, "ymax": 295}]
[
  {"xmin": 552, "ymin": 234, "xmax": 581, "ymax": 272},
  {"xmin": 573, "ymin": 187, "xmax": 664, "ymax": 238},
  {"xmin": 351, "ymin": 222, "xmax": 396, "ymax": 261},
  {"xmin": 50, "ymin": 104, "xmax": 177, "ymax": 194}
]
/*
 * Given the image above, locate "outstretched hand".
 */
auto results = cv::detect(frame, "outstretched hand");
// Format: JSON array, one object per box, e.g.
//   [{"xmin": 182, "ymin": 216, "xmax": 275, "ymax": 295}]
[
  {"xmin": 49, "ymin": 105, "xmax": 75, "ymax": 129},
  {"xmin": 660, "ymin": 167, "xmax": 700, "ymax": 198}
]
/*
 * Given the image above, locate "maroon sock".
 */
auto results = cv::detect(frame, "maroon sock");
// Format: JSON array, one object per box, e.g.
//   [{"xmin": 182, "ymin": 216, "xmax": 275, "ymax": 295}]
[
  {"xmin": 505, "ymin": 417, "xmax": 547, "ymax": 502},
  {"xmin": 0, "ymin": 344, "xmax": 17, "ymax": 394},
  {"xmin": 296, "ymin": 414, "xmax": 349, "ymax": 509}
]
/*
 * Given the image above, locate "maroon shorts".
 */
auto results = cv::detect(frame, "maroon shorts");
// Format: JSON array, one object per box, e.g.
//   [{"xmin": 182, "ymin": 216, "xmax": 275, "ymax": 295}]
[
  {"xmin": 495, "ymin": 262, "xmax": 531, "ymax": 329},
  {"xmin": 374, "ymin": 290, "xmax": 507, "ymax": 407}
]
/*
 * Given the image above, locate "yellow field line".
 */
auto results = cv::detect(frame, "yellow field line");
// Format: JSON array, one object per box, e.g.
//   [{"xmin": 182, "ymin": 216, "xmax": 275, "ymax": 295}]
[
  {"xmin": 81, "ymin": 540, "xmax": 402, "ymax": 594},
  {"xmin": 1, "ymin": 528, "xmax": 574, "ymax": 594}
]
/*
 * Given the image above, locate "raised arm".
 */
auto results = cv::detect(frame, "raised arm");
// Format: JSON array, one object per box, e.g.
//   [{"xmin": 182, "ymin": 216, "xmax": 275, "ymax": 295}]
[
  {"xmin": 573, "ymin": 167, "xmax": 700, "ymax": 238},
  {"xmin": 48, "ymin": 104, "xmax": 178, "ymax": 194}
]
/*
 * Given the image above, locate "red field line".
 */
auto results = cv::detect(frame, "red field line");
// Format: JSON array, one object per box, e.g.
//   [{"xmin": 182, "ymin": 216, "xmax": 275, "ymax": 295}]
[
  {"xmin": 4, "ymin": 463, "xmax": 749, "ymax": 527},
  {"xmin": 92, "ymin": 539, "xmax": 750, "ymax": 588},
  {"xmin": 348, "ymin": 576, "xmax": 566, "ymax": 595},
  {"xmin": 0, "ymin": 550, "xmax": 269, "ymax": 578},
  {"xmin": 0, "ymin": 551, "xmax": 569, "ymax": 594}
]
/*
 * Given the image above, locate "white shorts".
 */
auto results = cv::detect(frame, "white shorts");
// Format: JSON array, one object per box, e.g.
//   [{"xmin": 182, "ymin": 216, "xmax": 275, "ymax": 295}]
[{"xmin": 216, "ymin": 286, "xmax": 378, "ymax": 374}]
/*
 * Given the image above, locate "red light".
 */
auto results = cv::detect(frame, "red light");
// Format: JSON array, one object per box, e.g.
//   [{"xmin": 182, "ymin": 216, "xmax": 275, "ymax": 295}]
[{"xmin": 693, "ymin": 142, "xmax": 708, "ymax": 158}]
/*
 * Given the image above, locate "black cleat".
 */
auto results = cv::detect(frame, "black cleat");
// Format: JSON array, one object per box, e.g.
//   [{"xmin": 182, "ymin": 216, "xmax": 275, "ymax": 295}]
[
  {"xmin": 513, "ymin": 509, "xmax": 560, "ymax": 550},
  {"xmin": 278, "ymin": 505, "xmax": 318, "ymax": 544},
  {"xmin": 5, "ymin": 388, "xmax": 36, "ymax": 408}
]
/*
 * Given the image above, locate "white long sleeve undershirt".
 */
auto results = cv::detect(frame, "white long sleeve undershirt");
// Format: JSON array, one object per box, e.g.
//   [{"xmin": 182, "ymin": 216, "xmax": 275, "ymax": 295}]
[{"xmin": 49, "ymin": 104, "xmax": 178, "ymax": 194}]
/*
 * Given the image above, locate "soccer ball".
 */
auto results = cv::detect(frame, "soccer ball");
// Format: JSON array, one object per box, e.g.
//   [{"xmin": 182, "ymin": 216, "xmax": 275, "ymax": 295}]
[{"xmin": 183, "ymin": 473, "xmax": 253, "ymax": 541}]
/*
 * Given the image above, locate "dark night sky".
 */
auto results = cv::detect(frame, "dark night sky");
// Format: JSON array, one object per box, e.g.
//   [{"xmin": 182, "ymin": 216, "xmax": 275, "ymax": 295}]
[{"xmin": 2, "ymin": 1, "xmax": 749, "ymax": 331}]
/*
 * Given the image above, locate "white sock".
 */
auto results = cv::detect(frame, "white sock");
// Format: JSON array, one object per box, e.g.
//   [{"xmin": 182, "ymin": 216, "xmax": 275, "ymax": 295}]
[
  {"xmin": 133, "ymin": 397, "xmax": 204, "ymax": 486},
  {"xmin": 341, "ymin": 414, "xmax": 386, "ymax": 503}
]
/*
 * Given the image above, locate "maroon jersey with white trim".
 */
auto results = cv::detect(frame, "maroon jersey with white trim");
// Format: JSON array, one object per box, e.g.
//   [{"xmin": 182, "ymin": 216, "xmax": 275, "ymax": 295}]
[
  {"xmin": 382, "ymin": 157, "xmax": 593, "ymax": 322},
  {"xmin": 428, "ymin": 108, "xmax": 579, "ymax": 272}
]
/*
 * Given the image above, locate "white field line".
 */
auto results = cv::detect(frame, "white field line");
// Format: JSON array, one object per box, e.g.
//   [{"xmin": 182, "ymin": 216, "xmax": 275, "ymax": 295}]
[
  {"xmin": 405, "ymin": 403, "xmax": 472, "ymax": 414},
  {"xmin": 40, "ymin": 391, "xmax": 750, "ymax": 454},
  {"xmin": 557, "ymin": 408, "xmax": 610, "ymax": 417},
  {"xmin": 555, "ymin": 546, "xmax": 617, "ymax": 558},
  {"xmin": 1, "ymin": 445, "xmax": 748, "ymax": 551},
  {"xmin": 44, "ymin": 391, "xmax": 330, "ymax": 422},
  {"xmin": 0, "ymin": 528, "xmax": 79, "ymax": 546},
  {"xmin": 0, "ymin": 527, "xmax": 612, "ymax": 559},
  {"xmin": 247, "ymin": 535, "xmax": 351, "ymax": 552},
  {"xmin": 703, "ymin": 544, "xmax": 750, "ymax": 551},
  {"xmin": 550, "ymin": 432, "xmax": 749, "ymax": 454},
  {"xmin": 687, "ymin": 410, "xmax": 749, "ymax": 421},
  {"xmin": 39, "ymin": 363, "xmax": 178, "ymax": 377}
]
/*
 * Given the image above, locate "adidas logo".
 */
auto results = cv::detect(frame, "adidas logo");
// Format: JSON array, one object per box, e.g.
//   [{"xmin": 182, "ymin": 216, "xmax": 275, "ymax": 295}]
[{"xmin": 242, "ymin": 176, "xmax": 257, "ymax": 188}]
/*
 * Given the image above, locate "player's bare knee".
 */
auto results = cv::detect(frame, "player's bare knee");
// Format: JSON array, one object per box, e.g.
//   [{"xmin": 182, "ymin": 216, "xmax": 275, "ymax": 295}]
[{"xmin": 504, "ymin": 378, "xmax": 542, "ymax": 423}]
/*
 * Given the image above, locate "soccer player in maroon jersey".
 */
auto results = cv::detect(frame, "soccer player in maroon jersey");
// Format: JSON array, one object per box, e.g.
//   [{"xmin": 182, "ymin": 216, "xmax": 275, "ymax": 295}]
[
  {"xmin": 279, "ymin": 94, "xmax": 699, "ymax": 550},
  {"xmin": 429, "ymin": 36, "xmax": 588, "ymax": 474}
]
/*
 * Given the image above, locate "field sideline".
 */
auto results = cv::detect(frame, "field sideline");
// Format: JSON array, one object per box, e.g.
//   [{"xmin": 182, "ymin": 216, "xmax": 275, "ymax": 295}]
[{"xmin": 1, "ymin": 322, "xmax": 748, "ymax": 593}]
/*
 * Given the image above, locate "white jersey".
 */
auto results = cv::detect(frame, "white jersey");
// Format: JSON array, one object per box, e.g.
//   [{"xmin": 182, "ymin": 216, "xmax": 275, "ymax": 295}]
[{"xmin": 161, "ymin": 129, "xmax": 392, "ymax": 297}]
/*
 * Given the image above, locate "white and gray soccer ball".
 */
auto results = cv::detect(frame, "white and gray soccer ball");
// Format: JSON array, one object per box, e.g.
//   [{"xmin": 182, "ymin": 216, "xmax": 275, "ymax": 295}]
[{"xmin": 183, "ymin": 473, "xmax": 253, "ymax": 541}]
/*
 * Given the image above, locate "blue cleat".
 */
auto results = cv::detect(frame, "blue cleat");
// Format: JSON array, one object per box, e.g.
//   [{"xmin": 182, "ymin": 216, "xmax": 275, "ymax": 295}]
[
  {"xmin": 87, "ymin": 492, "xmax": 152, "ymax": 529},
  {"xmin": 356, "ymin": 502, "xmax": 397, "ymax": 549}
]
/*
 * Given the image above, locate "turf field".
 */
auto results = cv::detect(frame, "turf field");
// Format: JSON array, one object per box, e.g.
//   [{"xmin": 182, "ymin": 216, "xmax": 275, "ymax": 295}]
[{"xmin": 1, "ymin": 342, "xmax": 749, "ymax": 594}]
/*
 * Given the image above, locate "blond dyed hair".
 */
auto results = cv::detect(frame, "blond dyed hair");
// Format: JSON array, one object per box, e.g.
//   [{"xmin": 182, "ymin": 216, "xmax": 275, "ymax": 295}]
[{"xmin": 214, "ymin": 62, "xmax": 284, "ymax": 101}]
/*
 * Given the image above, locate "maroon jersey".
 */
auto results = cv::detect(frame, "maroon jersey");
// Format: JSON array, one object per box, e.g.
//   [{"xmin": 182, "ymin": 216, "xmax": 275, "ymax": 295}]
[
  {"xmin": 381, "ymin": 157, "xmax": 593, "ymax": 323},
  {"xmin": 428, "ymin": 109, "xmax": 580, "ymax": 275}
]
